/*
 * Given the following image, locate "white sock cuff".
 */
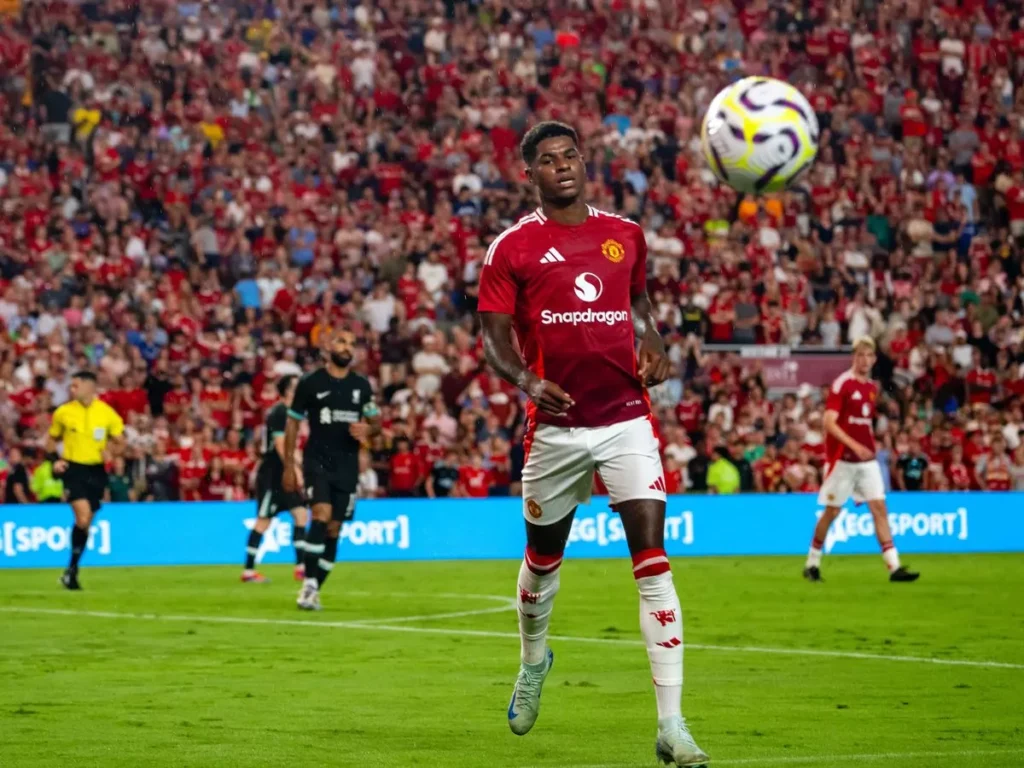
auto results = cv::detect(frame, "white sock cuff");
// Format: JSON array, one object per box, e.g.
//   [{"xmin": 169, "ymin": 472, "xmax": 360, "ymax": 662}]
[{"xmin": 636, "ymin": 570, "xmax": 676, "ymax": 600}]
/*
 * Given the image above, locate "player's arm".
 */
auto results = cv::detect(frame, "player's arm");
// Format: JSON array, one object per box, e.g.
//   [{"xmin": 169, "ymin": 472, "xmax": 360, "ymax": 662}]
[
  {"xmin": 632, "ymin": 292, "xmax": 671, "ymax": 386},
  {"xmin": 351, "ymin": 383, "xmax": 382, "ymax": 442},
  {"xmin": 105, "ymin": 406, "xmax": 126, "ymax": 461},
  {"xmin": 46, "ymin": 407, "xmax": 68, "ymax": 473},
  {"xmin": 822, "ymin": 408, "xmax": 874, "ymax": 461},
  {"xmin": 283, "ymin": 378, "xmax": 310, "ymax": 492},
  {"xmin": 629, "ymin": 231, "xmax": 671, "ymax": 386},
  {"xmin": 270, "ymin": 407, "xmax": 289, "ymax": 462},
  {"xmin": 478, "ymin": 242, "xmax": 574, "ymax": 416},
  {"xmin": 481, "ymin": 312, "xmax": 574, "ymax": 417}
]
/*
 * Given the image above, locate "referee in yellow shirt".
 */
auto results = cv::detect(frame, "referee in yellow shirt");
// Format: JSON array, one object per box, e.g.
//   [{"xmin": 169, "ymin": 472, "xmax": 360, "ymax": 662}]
[{"xmin": 47, "ymin": 371, "xmax": 125, "ymax": 590}]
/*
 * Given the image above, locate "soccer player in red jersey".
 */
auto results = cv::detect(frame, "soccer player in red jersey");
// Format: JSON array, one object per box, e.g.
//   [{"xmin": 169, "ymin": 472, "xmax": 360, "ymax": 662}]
[
  {"xmin": 804, "ymin": 337, "xmax": 920, "ymax": 583},
  {"xmin": 478, "ymin": 123, "xmax": 708, "ymax": 767}
]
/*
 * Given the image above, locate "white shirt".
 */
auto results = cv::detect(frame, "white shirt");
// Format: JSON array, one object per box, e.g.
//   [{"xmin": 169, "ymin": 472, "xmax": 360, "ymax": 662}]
[
  {"xmin": 351, "ymin": 55, "xmax": 376, "ymax": 90},
  {"xmin": 256, "ymin": 276, "xmax": 284, "ymax": 308},
  {"xmin": 708, "ymin": 403, "xmax": 734, "ymax": 431},
  {"xmin": 939, "ymin": 38, "xmax": 965, "ymax": 76},
  {"xmin": 417, "ymin": 261, "xmax": 449, "ymax": 296},
  {"xmin": 363, "ymin": 294, "xmax": 397, "ymax": 333},
  {"xmin": 952, "ymin": 342, "xmax": 974, "ymax": 370},
  {"xmin": 424, "ymin": 28, "xmax": 447, "ymax": 54},
  {"xmin": 37, "ymin": 312, "xmax": 65, "ymax": 340},
  {"xmin": 126, "ymin": 235, "xmax": 148, "ymax": 263},
  {"xmin": 452, "ymin": 172, "xmax": 483, "ymax": 195},
  {"xmin": 272, "ymin": 359, "xmax": 303, "ymax": 378},
  {"xmin": 412, "ymin": 351, "xmax": 450, "ymax": 397}
]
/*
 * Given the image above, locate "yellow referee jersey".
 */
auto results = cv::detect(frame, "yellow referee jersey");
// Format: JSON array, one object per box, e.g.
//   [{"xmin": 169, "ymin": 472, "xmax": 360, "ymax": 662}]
[{"xmin": 49, "ymin": 399, "xmax": 125, "ymax": 465}]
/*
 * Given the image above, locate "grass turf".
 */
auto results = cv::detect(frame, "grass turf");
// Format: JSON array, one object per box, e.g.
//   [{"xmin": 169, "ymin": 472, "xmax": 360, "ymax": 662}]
[{"xmin": 1, "ymin": 554, "xmax": 1023, "ymax": 767}]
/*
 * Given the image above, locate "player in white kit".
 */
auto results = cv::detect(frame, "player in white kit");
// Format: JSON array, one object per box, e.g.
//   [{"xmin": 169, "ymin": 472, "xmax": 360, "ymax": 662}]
[{"xmin": 479, "ymin": 122, "xmax": 709, "ymax": 767}]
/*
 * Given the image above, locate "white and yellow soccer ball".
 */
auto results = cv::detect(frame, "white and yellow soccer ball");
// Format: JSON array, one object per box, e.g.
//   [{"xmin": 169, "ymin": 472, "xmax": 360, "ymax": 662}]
[{"xmin": 700, "ymin": 76, "xmax": 819, "ymax": 195}]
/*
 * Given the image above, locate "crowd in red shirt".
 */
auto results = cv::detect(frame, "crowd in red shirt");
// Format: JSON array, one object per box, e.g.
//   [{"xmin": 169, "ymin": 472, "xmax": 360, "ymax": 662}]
[{"xmin": 2, "ymin": 0, "xmax": 1024, "ymax": 502}]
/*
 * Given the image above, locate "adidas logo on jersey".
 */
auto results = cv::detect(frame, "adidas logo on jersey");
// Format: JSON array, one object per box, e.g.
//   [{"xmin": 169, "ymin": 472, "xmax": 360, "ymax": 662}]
[
  {"xmin": 539, "ymin": 247, "xmax": 566, "ymax": 264},
  {"xmin": 852, "ymin": 391, "xmax": 862, "ymax": 400}
]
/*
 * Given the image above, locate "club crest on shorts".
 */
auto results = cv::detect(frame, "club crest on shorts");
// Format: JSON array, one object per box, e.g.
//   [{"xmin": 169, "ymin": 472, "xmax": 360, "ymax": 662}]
[
  {"xmin": 601, "ymin": 239, "xmax": 625, "ymax": 263},
  {"xmin": 526, "ymin": 499, "xmax": 543, "ymax": 519}
]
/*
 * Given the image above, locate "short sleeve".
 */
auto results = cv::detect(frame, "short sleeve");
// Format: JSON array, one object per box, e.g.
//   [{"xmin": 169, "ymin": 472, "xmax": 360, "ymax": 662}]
[
  {"xmin": 49, "ymin": 408, "xmax": 64, "ymax": 438},
  {"xmin": 361, "ymin": 381, "xmax": 380, "ymax": 419},
  {"xmin": 478, "ymin": 236, "xmax": 518, "ymax": 314},
  {"xmin": 825, "ymin": 380, "xmax": 844, "ymax": 413},
  {"xmin": 288, "ymin": 376, "xmax": 311, "ymax": 420},
  {"xmin": 107, "ymin": 406, "xmax": 125, "ymax": 438},
  {"xmin": 268, "ymin": 406, "xmax": 287, "ymax": 435},
  {"xmin": 630, "ymin": 227, "xmax": 649, "ymax": 297}
]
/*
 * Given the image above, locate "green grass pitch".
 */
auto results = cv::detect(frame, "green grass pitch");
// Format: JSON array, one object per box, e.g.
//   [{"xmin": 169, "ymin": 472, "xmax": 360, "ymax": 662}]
[{"xmin": 2, "ymin": 554, "xmax": 1023, "ymax": 767}]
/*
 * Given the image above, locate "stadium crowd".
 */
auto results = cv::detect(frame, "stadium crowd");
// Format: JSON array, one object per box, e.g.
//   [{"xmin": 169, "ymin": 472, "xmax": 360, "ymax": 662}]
[{"xmin": 2, "ymin": 0, "xmax": 1024, "ymax": 504}]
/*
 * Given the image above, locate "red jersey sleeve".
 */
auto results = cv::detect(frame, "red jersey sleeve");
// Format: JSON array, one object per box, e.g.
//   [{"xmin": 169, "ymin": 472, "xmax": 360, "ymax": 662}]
[
  {"xmin": 630, "ymin": 228, "xmax": 648, "ymax": 297},
  {"xmin": 825, "ymin": 378, "xmax": 845, "ymax": 412},
  {"xmin": 478, "ymin": 237, "xmax": 518, "ymax": 314}
]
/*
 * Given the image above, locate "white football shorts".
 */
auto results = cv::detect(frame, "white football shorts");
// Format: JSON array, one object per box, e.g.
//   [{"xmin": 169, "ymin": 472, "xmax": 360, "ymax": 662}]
[
  {"xmin": 818, "ymin": 459, "xmax": 886, "ymax": 508},
  {"xmin": 521, "ymin": 416, "xmax": 666, "ymax": 525}
]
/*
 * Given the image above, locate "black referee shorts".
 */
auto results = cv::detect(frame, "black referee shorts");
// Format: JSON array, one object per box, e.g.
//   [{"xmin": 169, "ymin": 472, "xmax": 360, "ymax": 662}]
[{"xmin": 63, "ymin": 462, "xmax": 108, "ymax": 513}]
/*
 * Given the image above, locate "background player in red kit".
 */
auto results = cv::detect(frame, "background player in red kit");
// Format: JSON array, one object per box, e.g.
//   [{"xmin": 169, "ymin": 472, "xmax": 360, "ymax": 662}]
[
  {"xmin": 478, "ymin": 122, "xmax": 709, "ymax": 768},
  {"xmin": 804, "ymin": 337, "xmax": 920, "ymax": 583}
]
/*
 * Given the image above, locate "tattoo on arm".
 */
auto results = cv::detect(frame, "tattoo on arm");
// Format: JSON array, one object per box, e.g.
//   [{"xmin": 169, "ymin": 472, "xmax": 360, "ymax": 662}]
[
  {"xmin": 631, "ymin": 293, "xmax": 665, "ymax": 351},
  {"xmin": 481, "ymin": 312, "xmax": 535, "ymax": 392}
]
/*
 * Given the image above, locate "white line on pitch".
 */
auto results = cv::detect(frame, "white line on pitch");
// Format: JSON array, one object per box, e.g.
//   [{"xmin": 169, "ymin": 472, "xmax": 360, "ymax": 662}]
[
  {"xmin": 348, "ymin": 597, "xmax": 517, "ymax": 625},
  {"xmin": 2, "ymin": 606, "xmax": 1022, "ymax": 671},
  {"xmin": 340, "ymin": 591, "xmax": 517, "ymax": 625},
  {"xmin": 555, "ymin": 747, "xmax": 1024, "ymax": 767}
]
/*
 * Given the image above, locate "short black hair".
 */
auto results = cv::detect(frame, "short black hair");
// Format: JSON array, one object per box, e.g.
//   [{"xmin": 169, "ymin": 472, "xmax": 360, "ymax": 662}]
[
  {"xmin": 520, "ymin": 121, "xmax": 579, "ymax": 164},
  {"xmin": 277, "ymin": 374, "xmax": 296, "ymax": 398},
  {"xmin": 72, "ymin": 370, "xmax": 97, "ymax": 382}
]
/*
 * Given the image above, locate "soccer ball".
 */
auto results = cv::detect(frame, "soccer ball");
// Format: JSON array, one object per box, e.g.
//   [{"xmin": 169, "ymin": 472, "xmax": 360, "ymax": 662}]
[{"xmin": 700, "ymin": 77, "xmax": 819, "ymax": 195}]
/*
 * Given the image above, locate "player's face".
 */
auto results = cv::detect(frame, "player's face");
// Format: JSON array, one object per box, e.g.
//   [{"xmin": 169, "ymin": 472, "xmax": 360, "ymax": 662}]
[
  {"xmin": 325, "ymin": 331, "xmax": 356, "ymax": 368},
  {"xmin": 527, "ymin": 136, "xmax": 585, "ymax": 203},
  {"xmin": 71, "ymin": 377, "xmax": 95, "ymax": 402},
  {"xmin": 852, "ymin": 347, "xmax": 875, "ymax": 376}
]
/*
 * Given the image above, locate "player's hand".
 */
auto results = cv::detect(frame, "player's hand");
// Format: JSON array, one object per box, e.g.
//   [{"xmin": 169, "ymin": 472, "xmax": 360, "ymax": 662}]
[
  {"xmin": 53, "ymin": 459, "xmax": 68, "ymax": 475},
  {"xmin": 282, "ymin": 465, "xmax": 298, "ymax": 493},
  {"xmin": 637, "ymin": 340, "xmax": 672, "ymax": 387},
  {"xmin": 852, "ymin": 443, "xmax": 874, "ymax": 461},
  {"xmin": 349, "ymin": 422, "xmax": 370, "ymax": 442},
  {"xmin": 525, "ymin": 376, "xmax": 575, "ymax": 417}
]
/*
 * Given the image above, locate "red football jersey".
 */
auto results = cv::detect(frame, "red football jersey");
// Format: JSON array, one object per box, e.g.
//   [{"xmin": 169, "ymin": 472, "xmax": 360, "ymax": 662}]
[
  {"xmin": 824, "ymin": 370, "xmax": 878, "ymax": 464},
  {"xmin": 458, "ymin": 465, "xmax": 491, "ymax": 498},
  {"xmin": 478, "ymin": 207, "xmax": 649, "ymax": 428}
]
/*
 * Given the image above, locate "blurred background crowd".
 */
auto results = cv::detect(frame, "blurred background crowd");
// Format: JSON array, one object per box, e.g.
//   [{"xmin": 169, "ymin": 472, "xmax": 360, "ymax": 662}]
[{"xmin": 2, "ymin": 0, "xmax": 1024, "ymax": 505}]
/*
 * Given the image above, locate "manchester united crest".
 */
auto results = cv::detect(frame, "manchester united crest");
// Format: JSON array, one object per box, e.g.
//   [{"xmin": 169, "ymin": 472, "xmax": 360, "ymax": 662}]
[
  {"xmin": 526, "ymin": 499, "xmax": 543, "ymax": 519},
  {"xmin": 601, "ymin": 239, "xmax": 625, "ymax": 263}
]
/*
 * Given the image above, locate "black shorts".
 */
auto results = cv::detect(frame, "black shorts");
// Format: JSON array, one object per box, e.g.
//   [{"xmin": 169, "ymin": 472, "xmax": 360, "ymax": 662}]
[
  {"xmin": 63, "ymin": 462, "xmax": 107, "ymax": 512},
  {"xmin": 305, "ymin": 474, "xmax": 356, "ymax": 522},
  {"xmin": 255, "ymin": 465, "xmax": 305, "ymax": 519}
]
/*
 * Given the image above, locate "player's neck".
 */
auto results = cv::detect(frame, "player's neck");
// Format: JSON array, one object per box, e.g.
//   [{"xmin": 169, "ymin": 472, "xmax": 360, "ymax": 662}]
[
  {"xmin": 78, "ymin": 396, "xmax": 95, "ymax": 407},
  {"xmin": 326, "ymin": 364, "xmax": 351, "ymax": 379},
  {"xmin": 540, "ymin": 197, "xmax": 589, "ymax": 226}
]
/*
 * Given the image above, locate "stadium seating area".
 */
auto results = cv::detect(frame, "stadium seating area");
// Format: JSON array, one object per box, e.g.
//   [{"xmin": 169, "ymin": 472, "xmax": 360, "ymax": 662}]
[{"xmin": 2, "ymin": 0, "xmax": 1024, "ymax": 502}]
